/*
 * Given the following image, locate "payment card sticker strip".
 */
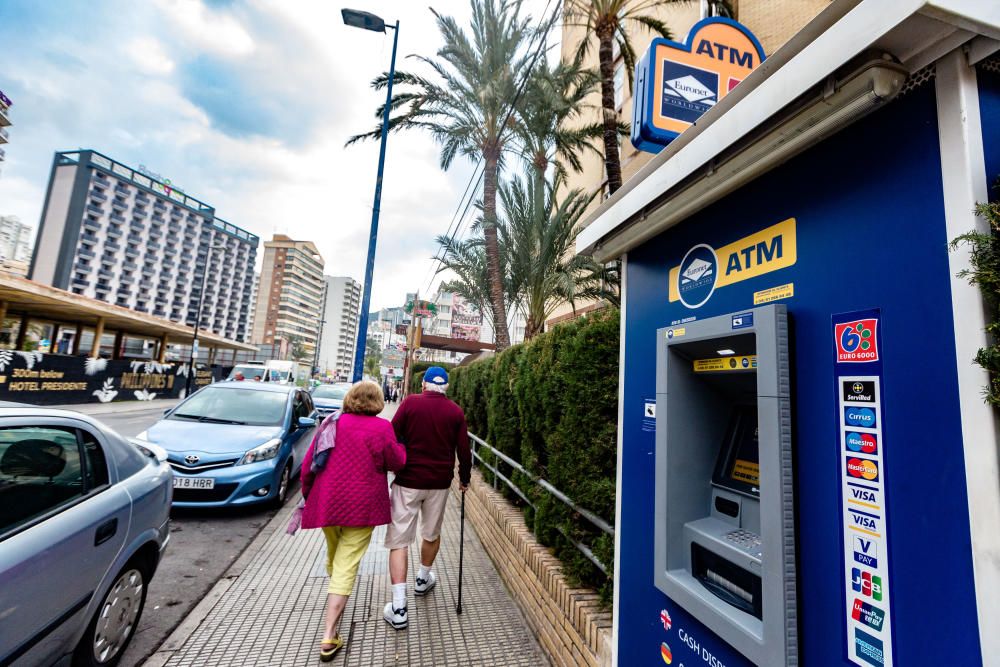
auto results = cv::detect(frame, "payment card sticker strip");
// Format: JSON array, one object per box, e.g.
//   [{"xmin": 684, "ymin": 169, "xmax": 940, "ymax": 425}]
[{"xmin": 834, "ymin": 311, "xmax": 893, "ymax": 667}]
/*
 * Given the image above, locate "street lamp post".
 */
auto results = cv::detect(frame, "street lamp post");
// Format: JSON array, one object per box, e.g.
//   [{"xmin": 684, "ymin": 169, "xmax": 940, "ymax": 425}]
[
  {"xmin": 186, "ymin": 241, "xmax": 226, "ymax": 395},
  {"xmin": 343, "ymin": 8, "xmax": 399, "ymax": 384}
]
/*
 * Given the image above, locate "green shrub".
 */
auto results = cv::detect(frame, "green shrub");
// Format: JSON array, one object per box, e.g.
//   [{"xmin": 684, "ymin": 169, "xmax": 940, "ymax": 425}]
[{"xmin": 450, "ymin": 308, "xmax": 619, "ymax": 603}]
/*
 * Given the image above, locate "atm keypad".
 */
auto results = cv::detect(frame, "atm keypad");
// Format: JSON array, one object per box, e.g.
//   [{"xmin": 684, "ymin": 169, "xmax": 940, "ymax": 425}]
[{"xmin": 725, "ymin": 530, "xmax": 763, "ymax": 558}]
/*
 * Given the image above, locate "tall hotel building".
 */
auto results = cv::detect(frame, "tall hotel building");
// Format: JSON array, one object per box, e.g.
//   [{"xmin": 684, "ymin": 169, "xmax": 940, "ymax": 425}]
[
  {"xmin": 29, "ymin": 149, "xmax": 258, "ymax": 342},
  {"xmin": 316, "ymin": 275, "xmax": 361, "ymax": 380},
  {"xmin": 251, "ymin": 235, "xmax": 325, "ymax": 357},
  {"xmin": 0, "ymin": 89, "xmax": 12, "ymax": 175}
]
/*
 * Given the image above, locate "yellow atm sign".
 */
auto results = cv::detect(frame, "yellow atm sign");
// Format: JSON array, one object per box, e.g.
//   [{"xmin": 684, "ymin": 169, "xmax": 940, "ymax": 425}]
[
  {"xmin": 632, "ymin": 18, "xmax": 766, "ymax": 152},
  {"xmin": 669, "ymin": 218, "xmax": 796, "ymax": 307}
]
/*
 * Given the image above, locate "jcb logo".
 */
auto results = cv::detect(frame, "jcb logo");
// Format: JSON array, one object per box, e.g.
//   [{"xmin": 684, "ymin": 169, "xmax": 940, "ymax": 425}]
[{"xmin": 851, "ymin": 568, "xmax": 883, "ymax": 601}]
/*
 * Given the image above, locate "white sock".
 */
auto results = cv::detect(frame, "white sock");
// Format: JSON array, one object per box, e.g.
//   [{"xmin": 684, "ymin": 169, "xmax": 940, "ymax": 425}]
[
  {"xmin": 418, "ymin": 564, "xmax": 431, "ymax": 581},
  {"xmin": 392, "ymin": 583, "xmax": 406, "ymax": 610}
]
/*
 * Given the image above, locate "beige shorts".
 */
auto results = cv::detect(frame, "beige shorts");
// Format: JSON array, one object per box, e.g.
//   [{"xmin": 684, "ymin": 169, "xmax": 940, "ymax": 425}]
[{"xmin": 384, "ymin": 485, "xmax": 450, "ymax": 549}]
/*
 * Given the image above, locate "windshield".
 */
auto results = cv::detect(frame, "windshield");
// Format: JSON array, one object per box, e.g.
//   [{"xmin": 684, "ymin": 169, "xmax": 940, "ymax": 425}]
[
  {"xmin": 170, "ymin": 386, "xmax": 288, "ymax": 426},
  {"xmin": 313, "ymin": 386, "xmax": 348, "ymax": 400},
  {"xmin": 230, "ymin": 365, "xmax": 267, "ymax": 380}
]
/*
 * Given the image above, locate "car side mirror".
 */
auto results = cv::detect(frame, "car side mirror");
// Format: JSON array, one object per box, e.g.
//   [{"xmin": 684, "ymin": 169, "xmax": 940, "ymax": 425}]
[{"xmin": 297, "ymin": 416, "xmax": 316, "ymax": 429}]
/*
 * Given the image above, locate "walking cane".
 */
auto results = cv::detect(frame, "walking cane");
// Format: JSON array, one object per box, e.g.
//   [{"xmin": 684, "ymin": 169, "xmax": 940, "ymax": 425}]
[{"xmin": 456, "ymin": 489, "xmax": 466, "ymax": 615}]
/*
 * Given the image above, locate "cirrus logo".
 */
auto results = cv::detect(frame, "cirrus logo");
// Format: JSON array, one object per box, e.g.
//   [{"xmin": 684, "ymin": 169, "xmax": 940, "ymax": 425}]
[
  {"xmin": 676, "ymin": 244, "xmax": 718, "ymax": 308},
  {"xmin": 845, "ymin": 407, "xmax": 876, "ymax": 428}
]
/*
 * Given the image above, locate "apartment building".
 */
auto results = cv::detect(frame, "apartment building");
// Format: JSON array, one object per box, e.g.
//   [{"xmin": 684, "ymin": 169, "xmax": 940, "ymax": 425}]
[
  {"xmin": 30, "ymin": 150, "xmax": 258, "ymax": 342},
  {"xmin": 0, "ymin": 90, "xmax": 11, "ymax": 175},
  {"xmin": 246, "ymin": 272, "xmax": 260, "ymax": 334},
  {"xmin": 251, "ymin": 234, "xmax": 325, "ymax": 358},
  {"xmin": 0, "ymin": 216, "xmax": 33, "ymax": 262},
  {"xmin": 551, "ymin": 0, "xmax": 831, "ymax": 325},
  {"xmin": 316, "ymin": 275, "xmax": 361, "ymax": 380}
]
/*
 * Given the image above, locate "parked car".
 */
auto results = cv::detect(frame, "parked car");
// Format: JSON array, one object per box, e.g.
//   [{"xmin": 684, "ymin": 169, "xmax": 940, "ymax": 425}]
[
  {"xmin": 135, "ymin": 381, "xmax": 317, "ymax": 508},
  {"xmin": 310, "ymin": 383, "xmax": 351, "ymax": 421},
  {"xmin": 0, "ymin": 403, "xmax": 172, "ymax": 667}
]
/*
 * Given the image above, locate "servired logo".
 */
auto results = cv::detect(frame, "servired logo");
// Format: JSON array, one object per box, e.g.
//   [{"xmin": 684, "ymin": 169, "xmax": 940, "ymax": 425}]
[
  {"xmin": 847, "ymin": 457, "xmax": 879, "ymax": 481},
  {"xmin": 851, "ymin": 568, "xmax": 883, "ymax": 601},
  {"xmin": 836, "ymin": 318, "xmax": 879, "ymax": 363}
]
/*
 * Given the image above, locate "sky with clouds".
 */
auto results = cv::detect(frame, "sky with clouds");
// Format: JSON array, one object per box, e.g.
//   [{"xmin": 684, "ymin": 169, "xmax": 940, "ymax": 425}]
[{"xmin": 0, "ymin": 0, "xmax": 551, "ymax": 312}]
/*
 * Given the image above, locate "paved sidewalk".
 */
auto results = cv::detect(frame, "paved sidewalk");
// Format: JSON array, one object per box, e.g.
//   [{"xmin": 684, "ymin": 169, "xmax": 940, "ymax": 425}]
[{"xmin": 146, "ymin": 487, "xmax": 547, "ymax": 666}]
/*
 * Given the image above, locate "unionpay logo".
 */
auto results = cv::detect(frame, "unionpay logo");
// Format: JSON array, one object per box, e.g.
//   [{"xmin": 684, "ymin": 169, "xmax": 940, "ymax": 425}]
[
  {"xmin": 847, "ymin": 457, "xmax": 879, "ymax": 481},
  {"xmin": 845, "ymin": 407, "xmax": 877, "ymax": 428},
  {"xmin": 676, "ymin": 244, "xmax": 718, "ymax": 308},
  {"xmin": 836, "ymin": 319, "xmax": 879, "ymax": 363},
  {"xmin": 852, "ymin": 598, "xmax": 886, "ymax": 631},
  {"xmin": 851, "ymin": 568, "xmax": 884, "ymax": 601},
  {"xmin": 846, "ymin": 432, "xmax": 878, "ymax": 454}
]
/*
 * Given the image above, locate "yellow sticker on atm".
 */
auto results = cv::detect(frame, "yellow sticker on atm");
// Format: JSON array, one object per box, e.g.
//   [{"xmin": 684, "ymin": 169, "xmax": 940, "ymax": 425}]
[
  {"xmin": 666, "ymin": 327, "xmax": 686, "ymax": 339},
  {"xmin": 732, "ymin": 460, "xmax": 760, "ymax": 486},
  {"xmin": 693, "ymin": 355, "xmax": 757, "ymax": 372},
  {"xmin": 753, "ymin": 282, "xmax": 794, "ymax": 305}
]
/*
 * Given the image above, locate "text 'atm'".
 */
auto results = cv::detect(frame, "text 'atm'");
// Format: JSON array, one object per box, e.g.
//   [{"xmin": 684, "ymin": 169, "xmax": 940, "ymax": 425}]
[{"xmin": 655, "ymin": 304, "xmax": 797, "ymax": 666}]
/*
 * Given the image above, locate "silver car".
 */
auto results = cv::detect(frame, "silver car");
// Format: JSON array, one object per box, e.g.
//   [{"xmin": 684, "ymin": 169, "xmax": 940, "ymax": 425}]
[{"xmin": 0, "ymin": 405, "xmax": 172, "ymax": 666}]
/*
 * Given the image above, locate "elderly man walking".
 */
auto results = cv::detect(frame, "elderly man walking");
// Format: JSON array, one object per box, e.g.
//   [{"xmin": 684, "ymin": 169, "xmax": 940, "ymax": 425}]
[{"xmin": 383, "ymin": 366, "xmax": 471, "ymax": 629}]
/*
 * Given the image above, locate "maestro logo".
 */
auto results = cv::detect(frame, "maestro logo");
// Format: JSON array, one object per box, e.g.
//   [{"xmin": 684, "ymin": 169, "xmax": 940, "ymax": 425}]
[
  {"xmin": 846, "ymin": 431, "xmax": 878, "ymax": 454},
  {"xmin": 847, "ymin": 457, "xmax": 879, "ymax": 481},
  {"xmin": 676, "ymin": 244, "xmax": 718, "ymax": 308},
  {"xmin": 836, "ymin": 318, "xmax": 879, "ymax": 363},
  {"xmin": 845, "ymin": 407, "xmax": 877, "ymax": 428}
]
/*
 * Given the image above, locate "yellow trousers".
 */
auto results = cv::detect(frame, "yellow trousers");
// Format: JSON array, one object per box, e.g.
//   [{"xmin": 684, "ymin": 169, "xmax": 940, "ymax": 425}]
[{"xmin": 322, "ymin": 526, "xmax": 374, "ymax": 595}]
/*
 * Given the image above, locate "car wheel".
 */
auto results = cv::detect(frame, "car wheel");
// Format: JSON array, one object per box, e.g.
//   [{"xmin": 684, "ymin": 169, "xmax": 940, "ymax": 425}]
[
  {"xmin": 274, "ymin": 460, "xmax": 292, "ymax": 507},
  {"xmin": 73, "ymin": 560, "xmax": 148, "ymax": 666}
]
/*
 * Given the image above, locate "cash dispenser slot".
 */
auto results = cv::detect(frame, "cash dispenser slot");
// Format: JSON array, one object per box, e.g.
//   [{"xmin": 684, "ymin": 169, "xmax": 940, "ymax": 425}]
[{"xmin": 655, "ymin": 305, "xmax": 796, "ymax": 666}]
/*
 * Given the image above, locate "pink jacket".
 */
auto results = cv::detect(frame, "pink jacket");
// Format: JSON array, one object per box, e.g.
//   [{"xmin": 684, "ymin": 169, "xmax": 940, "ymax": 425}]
[{"xmin": 300, "ymin": 413, "xmax": 406, "ymax": 528}]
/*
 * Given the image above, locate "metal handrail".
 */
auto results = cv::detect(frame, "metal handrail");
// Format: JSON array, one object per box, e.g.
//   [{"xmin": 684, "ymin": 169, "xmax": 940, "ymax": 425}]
[{"xmin": 468, "ymin": 432, "xmax": 614, "ymax": 574}]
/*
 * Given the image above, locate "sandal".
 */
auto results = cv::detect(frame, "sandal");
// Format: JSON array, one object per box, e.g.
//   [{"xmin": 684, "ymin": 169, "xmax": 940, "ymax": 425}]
[{"xmin": 319, "ymin": 636, "xmax": 344, "ymax": 662}]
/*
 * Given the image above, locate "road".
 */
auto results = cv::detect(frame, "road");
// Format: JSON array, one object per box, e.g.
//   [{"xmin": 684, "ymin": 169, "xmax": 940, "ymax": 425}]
[{"xmin": 92, "ymin": 406, "xmax": 297, "ymax": 667}]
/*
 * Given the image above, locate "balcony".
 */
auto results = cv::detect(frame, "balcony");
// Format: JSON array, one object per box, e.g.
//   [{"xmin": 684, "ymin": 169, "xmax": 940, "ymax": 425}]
[
  {"xmin": 86, "ymin": 204, "xmax": 104, "ymax": 216},
  {"xmin": 80, "ymin": 233, "xmax": 98, "ymax": 246},
  {"xmin": 164, "ymin": 245, "xmax": 177, "ymax": 256},
  {"xmin": 170, "ymin": 208, "xmax": 183, "ymax": 219},
  {"xmin": 139, "ymin": 279, "xmax": 154, "ymax": 289},
  {"xmin": 71, "ymin": 278, "xmax": 89, "ymax": 289},
  {"xmin": 110, "ymin": 213, "xmax": 126, "ymax": 225},
  {"xmin": 120, "ymin": 274, "xmax": 135, "ymax": 285},
  {"xmin": 0, "ymin": 127, "xmax": 8, "ymax": 143},
  {"xmin": 151, "ymin": 214, "xmax": 165, "ymax": 224},
  {"xmin": 149, "ymin": 227, "xmax": 163, "ymax": 239},
  {"xmin": 104, "ymin": 240, "xmax": 121, "ymax": 252},
  {"xmin": 106, "ymin": 226, "xmax": 123, "ymax": 239},
  {"xmin": 90, "ymin": 190, "xmax": 107, "ymax": 202},
  {"xmin": 136, "ymin": 194, "xmax": 150, "ymax": 205},
  {"xmin": 78, "ymin": 247, "xmax": 95, "ymax": 259},
  {"xmin": 111, "ymin": 198, "xmax": 127, "ymax": 211},
  {"xmin": 153, "ymin": 309, "xmax": 167, "ymax": 318},
  {"xmin": 153, "ymin": 202, "xmax": 167, "ymax": 212},
  {"xmin": 114, "ymin": 185, "xmax": 130, "ymax": 197},
  {"xmin": 147, "ymin": 241, "xmax": 161, "ymax": 250},
  {"xmin": 82, "ymin": 217, "xmax": 101, "ymax": 232},
  {"xmin": 95, "ymin": 283, "xmax": 110, "ymax": 294}
]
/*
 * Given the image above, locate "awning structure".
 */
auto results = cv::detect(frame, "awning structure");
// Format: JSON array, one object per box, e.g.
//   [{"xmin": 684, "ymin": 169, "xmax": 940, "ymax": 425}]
[
  {"xmin": 577, "ymin": 0, "xmax": 1000, "ymax": 262},
  {"xmin": 418, "ymin": 333, "xmax": 496, "ymax": 354},
  {"xmin": 0, "ymin": 272, "xmax": 255, "ymax": 352}
]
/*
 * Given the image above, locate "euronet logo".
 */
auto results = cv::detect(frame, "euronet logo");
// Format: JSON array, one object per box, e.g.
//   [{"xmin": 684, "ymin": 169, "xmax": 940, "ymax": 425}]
[{"xmin": 665, "ymin": 75, "xmax": 717, "ymax": 105}]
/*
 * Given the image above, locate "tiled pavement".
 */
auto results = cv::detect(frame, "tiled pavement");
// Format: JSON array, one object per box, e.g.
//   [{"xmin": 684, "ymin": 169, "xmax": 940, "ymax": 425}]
[{"xmin": 152, "ymin": 487, "xmax": 548, "ymax": 666}]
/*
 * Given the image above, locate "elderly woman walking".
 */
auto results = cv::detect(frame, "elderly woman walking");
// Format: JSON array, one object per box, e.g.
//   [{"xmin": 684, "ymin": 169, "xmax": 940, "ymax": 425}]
[{"xmin": 300, "ymin": 380, "xmax": 406, "ymax": 662}]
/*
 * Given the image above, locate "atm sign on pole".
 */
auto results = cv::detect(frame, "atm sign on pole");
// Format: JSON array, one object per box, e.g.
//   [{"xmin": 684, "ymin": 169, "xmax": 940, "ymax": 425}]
[{"xmin": 631, "ymin": 17, "xmax": 766, "ymax": 153}]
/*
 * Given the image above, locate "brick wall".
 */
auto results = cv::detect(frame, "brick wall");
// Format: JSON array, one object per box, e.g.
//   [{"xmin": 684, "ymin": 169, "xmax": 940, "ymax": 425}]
[
  {"xmin": 457, "ymin": 470, "xmax": 613, "ymax": 667},
  {"xmin": 738, "ymin": 0, "xmax": 833, "ymax": 56}
]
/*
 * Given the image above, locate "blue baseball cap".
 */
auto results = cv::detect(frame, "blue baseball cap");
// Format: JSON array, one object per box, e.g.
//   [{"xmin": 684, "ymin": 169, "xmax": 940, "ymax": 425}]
[{"xmin": 423, "ymin": 366, "xmax": 449, "ymax": 386}]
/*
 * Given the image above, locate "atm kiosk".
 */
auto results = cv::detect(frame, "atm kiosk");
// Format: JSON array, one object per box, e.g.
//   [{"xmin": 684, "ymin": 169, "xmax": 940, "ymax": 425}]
[{"xmin": 655, "ymin": 304, "xmax": 796, "ymax": 666}]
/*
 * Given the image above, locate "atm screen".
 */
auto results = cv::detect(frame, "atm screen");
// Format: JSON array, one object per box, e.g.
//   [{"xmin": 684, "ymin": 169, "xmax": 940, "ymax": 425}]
[{"xmin": 712, "ymin": 406, "xmax": 760, "ymax": 496}]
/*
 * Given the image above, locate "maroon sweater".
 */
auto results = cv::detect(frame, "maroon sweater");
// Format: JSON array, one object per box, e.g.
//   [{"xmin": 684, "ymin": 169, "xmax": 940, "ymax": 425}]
[{"xmin": 391, "ymin": 391, "xmax": 471, "ymax": 489}]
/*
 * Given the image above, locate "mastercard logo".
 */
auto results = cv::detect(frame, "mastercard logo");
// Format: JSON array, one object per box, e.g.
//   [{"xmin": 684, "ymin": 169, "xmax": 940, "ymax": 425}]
[
  {"xmin": 661, "ymin": 642, "xmax": 673, "ymax": 664},
  {"xmin": 847, "ymin": 457, "xmax": 879, "ymax": 481}
]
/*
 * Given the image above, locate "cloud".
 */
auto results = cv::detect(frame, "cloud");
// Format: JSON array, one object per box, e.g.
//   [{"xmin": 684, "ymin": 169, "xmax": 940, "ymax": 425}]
[
  {"xmin": 151, "ymin": 0, "xmax": 254, "ymax": 58},
  {"xmin": 126, "ymin": 37, "xmax": 175, "ymax": 76}
]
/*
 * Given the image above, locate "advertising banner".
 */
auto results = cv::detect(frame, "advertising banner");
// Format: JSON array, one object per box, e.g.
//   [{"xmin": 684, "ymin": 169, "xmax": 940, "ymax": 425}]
[
  {"xmin": 0, "ymin": 350, "xmax": 230, "ymax": 405},
  {"xmin": 833, "ymin": 309, "xmax": 894, "ymax": 667}
]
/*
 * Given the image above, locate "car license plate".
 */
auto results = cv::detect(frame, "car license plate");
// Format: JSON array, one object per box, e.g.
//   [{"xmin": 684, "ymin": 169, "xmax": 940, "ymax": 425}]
[{"xmin": 173, "ymin": 477, "xmax": 215, "ymax": 490}]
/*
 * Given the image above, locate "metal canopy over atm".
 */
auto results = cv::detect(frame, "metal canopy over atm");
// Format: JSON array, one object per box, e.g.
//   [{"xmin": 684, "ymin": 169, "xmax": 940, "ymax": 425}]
[{"xmin": 577, "ymin": 1, "xmax": 1000, "ymax": 665}]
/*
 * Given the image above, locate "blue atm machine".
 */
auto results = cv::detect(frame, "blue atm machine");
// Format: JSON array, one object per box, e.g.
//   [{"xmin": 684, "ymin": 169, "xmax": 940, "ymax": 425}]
[{"xmin": 575, "ymin": 2, "xmax": 1000, "ymax": 665}]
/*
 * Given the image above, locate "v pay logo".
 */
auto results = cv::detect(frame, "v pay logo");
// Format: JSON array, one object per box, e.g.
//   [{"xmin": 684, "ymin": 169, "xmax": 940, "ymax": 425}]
[{"xmin": 853, "ymin": 536, "xmax": 878, "ymax": 568}]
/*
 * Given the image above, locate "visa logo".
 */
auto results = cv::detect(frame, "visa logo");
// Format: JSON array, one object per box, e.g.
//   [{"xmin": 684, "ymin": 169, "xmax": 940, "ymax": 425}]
[
  {"xmin": 851, "ymin": 488, "xmax": 878, "ymax": 503},
  {"xmin": 851, "ymin": 568, "xmax": 884, "ymax": 601},
  {"xmin": 850, "ymin": 510, "xmax": 881, "ymax": 533},
  {"xmin": 853, "ymin": 536, "xmax": 879, "ymax": 568}
]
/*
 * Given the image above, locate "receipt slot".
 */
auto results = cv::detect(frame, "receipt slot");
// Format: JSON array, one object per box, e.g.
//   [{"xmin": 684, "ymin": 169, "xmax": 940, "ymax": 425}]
[{"xmin": 655, "ymin": 304, "xmax": 797, "ymax": 665}]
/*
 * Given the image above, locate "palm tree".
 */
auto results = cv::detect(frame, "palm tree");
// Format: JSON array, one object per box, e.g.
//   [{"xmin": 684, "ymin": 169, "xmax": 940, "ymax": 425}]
[
  {"xmin": 514, "ymin": 53, "xmax": 604, "ymax": 185},
  {"xmin": 434, "ymin": 233, "xmax": 516, "ymax": 336},
  {"xmin": 563, "ymin": 1, "xmax": 677, "ymax": 195},
  {"xmin": 348, "ymin": 0, "xmax": 532, "ymax": 351},
  {"xmin": 499, "ymin": 172, "xmax": 616, "ymax": 339}
]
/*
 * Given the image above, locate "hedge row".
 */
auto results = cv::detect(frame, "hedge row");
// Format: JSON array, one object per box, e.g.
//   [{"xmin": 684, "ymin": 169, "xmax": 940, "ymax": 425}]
[{"xmin": 449, "ymin": 308, "xmax": 619, "ymax": 601}]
